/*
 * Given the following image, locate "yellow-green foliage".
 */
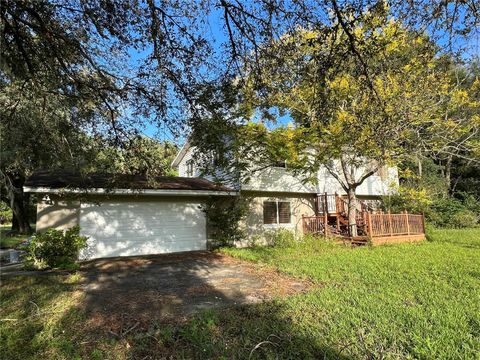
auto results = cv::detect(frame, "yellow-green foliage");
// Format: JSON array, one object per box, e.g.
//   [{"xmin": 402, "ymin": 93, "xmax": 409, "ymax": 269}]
[{"xmin": 241, "ymin": 13, "xmax": 479, "ymax": 176}]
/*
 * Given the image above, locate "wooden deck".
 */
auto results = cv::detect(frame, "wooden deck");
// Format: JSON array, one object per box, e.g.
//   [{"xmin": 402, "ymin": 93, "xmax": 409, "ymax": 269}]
[{"xmin": 303, "ymin": 193, "xmax": 426, "ymax": 246}]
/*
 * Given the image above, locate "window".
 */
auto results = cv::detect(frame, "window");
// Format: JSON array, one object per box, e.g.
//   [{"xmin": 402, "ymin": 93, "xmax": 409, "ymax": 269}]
[
  {"xmin": 263, "ymin": 202, "xmax": 277, "ymax": 224},
  {"xmin": 263, "ymin": 201, "xmax": 291, "ymax": 225},
  {"xmin": 278, "ymin": 202, "xmax": 291, "ymax": 223},
  {"xmin": 186, "ymin": 161, "xmax": 194, "ymax": 177}
]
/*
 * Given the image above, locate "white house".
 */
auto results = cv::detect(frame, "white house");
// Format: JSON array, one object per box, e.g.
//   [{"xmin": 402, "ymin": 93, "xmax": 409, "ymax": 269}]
[
  {"xmin": 25, "ymin": 142, "xmax": 398, "ymax": 259},
  {"xmin": 172, "ymin": 141, "xmax": 398, "ymax": 244}
]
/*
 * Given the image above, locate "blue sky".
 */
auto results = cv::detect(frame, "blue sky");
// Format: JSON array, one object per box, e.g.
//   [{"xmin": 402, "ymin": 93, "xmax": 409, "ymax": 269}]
[
  {"xmin": 138, "ymin": 7, "xmax": 227, "ymax": 143},
  {"xmin": 135, "ymin": 5, "xmax": 479, "ymax": 146}
]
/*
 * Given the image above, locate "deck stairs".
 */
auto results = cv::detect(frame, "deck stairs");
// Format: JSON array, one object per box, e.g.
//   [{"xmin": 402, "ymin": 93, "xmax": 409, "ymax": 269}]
[
  {"xmin": 303, "ymin": 194, "xmax": 426, "ymax": 246},
  {"xmin": 314, "ymin": 193, "xmax": 371, "ymax": 244}
]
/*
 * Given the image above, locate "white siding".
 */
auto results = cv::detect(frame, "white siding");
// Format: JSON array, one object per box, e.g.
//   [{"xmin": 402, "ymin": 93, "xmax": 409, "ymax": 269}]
[
  {"xmin": 175, "ymin": 145, "xmax": 399, "ymax": 196},
  {"xmin": 355, "ymin": 167, "xmax": 398, "ymax": 196},
  {"xmin": 79, "ymin": 200, "xmax": 206, "ymax": 259},
  {"xmin": 240, "ymin": 164, "xmax": 398, "ymax": 196},
  {"xmin": 177, "ymin": 146, "xmax": 201, "ymax": 177},
  {"xmin": 177, "ymin": 145, "xmax": 240, "ymax": 189},
  {"xmin": 241, "ymin": 167, "xmax": 316, "ymax": 193},
  {"xmin": 316, "ymin": 165, "xmax": 398, "ymax": 196}
]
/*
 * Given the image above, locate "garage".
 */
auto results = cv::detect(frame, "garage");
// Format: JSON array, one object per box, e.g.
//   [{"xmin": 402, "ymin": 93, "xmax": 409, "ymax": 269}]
[
  {"xmin": 24, "ymin": 170, "xmax": 236, "ymax": 260},
  {"xmin": 80, "ymin": 200, "xmax": 207, "ymax": 259}
]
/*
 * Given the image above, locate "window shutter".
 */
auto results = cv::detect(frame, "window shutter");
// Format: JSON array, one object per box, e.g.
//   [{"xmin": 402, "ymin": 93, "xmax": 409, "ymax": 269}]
[
  {"xmin": 263, "ymin": 202, "xmax": 277, "ymax": 224},
  {"xmin": 278, "ymin": 202, "xmax": 291, "ymax": 223}
]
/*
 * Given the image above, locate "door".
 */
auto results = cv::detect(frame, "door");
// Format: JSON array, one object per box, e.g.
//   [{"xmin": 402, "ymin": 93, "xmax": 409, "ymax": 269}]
[{"xmin": 79, "ymin": 200, "xmax": 206, "ymax": 259}]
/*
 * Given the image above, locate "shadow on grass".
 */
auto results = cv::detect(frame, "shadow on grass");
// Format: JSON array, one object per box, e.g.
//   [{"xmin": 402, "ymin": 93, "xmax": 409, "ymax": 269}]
[
  {"xmin": 0, "ymin": 274, "xmax": 81, "ymax": 359},
  {"xmin": 116, "ymin": 300, "xmax": 354, "ymax": 360},
  {"xmin": 1, "ymin": 252, "xmax": 352, "ymax": 359}
]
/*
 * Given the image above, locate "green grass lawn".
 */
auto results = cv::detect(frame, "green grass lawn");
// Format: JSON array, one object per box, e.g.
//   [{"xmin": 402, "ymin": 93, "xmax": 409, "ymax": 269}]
[
  {"xmin": 1, "ymin": 228, "xmax": 479, "ymax": 359},
  {"xmin": 0, "ymin": 225, "xmax": 32, "ymax": 249}
]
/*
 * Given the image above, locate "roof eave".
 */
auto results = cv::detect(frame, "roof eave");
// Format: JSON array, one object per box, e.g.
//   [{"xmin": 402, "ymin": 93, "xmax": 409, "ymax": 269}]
[
  {"xmin": 171, "ymin": 139, "xmax": 191, "ymax": 168},
  {"xmin": 23, "ymin": 186, "xmax": 238, "ymax": 197}
]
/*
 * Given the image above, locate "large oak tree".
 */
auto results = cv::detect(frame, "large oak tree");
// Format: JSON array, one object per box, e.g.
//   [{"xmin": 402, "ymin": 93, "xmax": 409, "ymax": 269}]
[{"xmin": 1, "ymin": 0, "xmax": 479, "ymax": 233}]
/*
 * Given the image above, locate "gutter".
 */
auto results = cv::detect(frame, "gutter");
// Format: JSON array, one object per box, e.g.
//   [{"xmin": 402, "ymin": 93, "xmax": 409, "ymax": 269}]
[{"xmin": 23, "ymin": 186, "xmax": 239, "ymax": 197}]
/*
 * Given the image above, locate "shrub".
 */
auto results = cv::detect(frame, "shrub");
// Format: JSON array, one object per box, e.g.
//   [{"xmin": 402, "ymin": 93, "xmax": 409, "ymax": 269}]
[
  {"xmin": 264, "ymin": 229, "xmax": 297, "ymax": 247},
  {"xmin": 0, "ymin": 201, "xmax": 13, "ymax": 224},
  {"xmin": 25, "ymin": 226, "xmax": 88, "ymax": 269},
  {"xmin": 381, "ymin": 187, "xmax": 432, "ymax": 214},
  {"xmin": 449, "ymin": 210, "xmax": 478, "ymax": 228},
  {"xmin": 428, "ymin": 196, "xmax": 479, "ymax": 228},
  {"xmin": 383, "ymin": 186, "xmax": 479, "ymax": 229},
  {"xmin": 202, "ymin": 196, "xmax": 251, "ymax": 248}
]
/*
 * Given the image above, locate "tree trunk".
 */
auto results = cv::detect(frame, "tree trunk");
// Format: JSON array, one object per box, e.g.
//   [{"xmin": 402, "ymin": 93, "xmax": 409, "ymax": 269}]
[
  {"xmin": 2, "ymin": 171, "xmax": 32, "ymax": 234},
  {"xmin": 10, "ymin": 190, "xmax": 32, "ymax": 234},
  {"xmin": 445, "ymin": 155, "xmax": 452, "ymax": 194},
  {"xmin": 11, "ymin": 213, "xmax": 19, "ymax": 231},
  {"xmin": 347, "ymin": 187, "xmax": 358, "ymax": 237}
]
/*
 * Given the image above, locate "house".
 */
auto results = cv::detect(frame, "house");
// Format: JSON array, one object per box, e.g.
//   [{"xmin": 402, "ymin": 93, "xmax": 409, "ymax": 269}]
[
  {"xmin": 172, "ymin": 141, "xmax": 399, "ymax": 245},
  {"xmin": 25, "ymin": 143, "xmax": 399, "ymax": 260},
  {"xmin": 24, "ymin": 171, "xmax": 236, "ymax": 259}
]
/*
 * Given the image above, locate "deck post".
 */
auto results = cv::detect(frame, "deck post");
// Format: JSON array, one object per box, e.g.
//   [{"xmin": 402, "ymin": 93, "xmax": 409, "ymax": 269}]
[
  {"xmin": 367, "ymin": 211, "xmax": 373, "ymax": 238},
  {"xmin": 323, "ymin": 210, "xmax": 328, "ymax": 238},
  {"xmin": 323, "ymin": 192, "xmax": 328, "ymax": 237},
  {"xmin": 379, "ymin": 210, "xmax": 385, "ymax": 234},
  {"xmin": 314, "ymin": 195, "xmax": 320, "ymax": 216},
  {"xmin": 388, "ymin": 211, "xmax": 393, "ymax": 237},
  {"xmin": 324, "ymin": 192, "xmax": 329, "ymax": 215},
  {"xmin": 405, "ymin": 210, "xmax": 410, "ymax": 235}
]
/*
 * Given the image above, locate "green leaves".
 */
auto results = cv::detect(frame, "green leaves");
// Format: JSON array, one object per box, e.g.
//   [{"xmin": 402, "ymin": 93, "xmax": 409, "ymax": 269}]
[
  {"xmin": 24, "ymin": 226, "xmax": 88, "ymax": 269},
  {"xmin": 90, "ymin": 136, "xmax": 178, "ymax": 177}
]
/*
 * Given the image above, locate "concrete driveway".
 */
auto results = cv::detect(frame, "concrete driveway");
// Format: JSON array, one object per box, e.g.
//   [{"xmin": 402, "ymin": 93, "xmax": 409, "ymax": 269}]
[{"xmin": 80, "ymin": 252, "xmax": 310, "ymax": 328}]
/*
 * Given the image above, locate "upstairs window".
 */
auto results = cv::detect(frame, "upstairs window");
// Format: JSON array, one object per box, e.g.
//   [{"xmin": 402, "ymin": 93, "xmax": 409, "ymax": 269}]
[
  {"xmin": 263, "ymin": 201, "xmax": 291, "ymax": 225},
  {"xmin": 186, "ymin": 161, "xmax": 194, "ymax": 177}
]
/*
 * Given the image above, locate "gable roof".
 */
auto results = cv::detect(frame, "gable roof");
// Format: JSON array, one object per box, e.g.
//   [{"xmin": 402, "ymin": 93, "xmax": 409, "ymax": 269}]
[
  {"xmin": 24, "ymin": 170, "xmax": 233, "ymax": 193},
  {"xmin": 171, "ymin": 140, "xmax": 191, "ymax": 168}
]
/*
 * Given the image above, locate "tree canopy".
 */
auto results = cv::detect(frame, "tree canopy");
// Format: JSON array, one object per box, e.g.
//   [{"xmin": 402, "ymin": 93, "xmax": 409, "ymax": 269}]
[
  {"xmin": 190, "ymin": 10, "xmax": 480, "ymax": 235},
  {"xmin": 1, "ymin": 0, "xmax": 479, "ymax": 233}
]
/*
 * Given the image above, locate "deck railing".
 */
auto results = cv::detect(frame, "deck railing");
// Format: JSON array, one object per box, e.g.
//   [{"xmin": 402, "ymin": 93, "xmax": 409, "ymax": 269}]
[
  {"xmin": 303, "ymin": 211, "xmax": 426, "ymax": 239},
  {"xmin": 316, "ymin": 194, "xmax": 338, "ymax": 214},
  {"xmin": 302, "ymin": 216, "xmax": 327, "ymax": 236},
  {"xmin": 366, "ymin": 212, "xmax": 425, "ymax": 237},
  {"xmin": 315, "ymin": 193, "xmax": 363, "ymax": 215}
]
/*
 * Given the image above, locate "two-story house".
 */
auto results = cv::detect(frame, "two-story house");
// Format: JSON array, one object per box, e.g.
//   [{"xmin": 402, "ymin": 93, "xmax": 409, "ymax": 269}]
[
  {"xmin": 24, "ymin": 141, "xmax": 398, "ymax": 259},
  {"xmin": 172, "ymin": 141, "xmax": 399, "ymax": 244}
]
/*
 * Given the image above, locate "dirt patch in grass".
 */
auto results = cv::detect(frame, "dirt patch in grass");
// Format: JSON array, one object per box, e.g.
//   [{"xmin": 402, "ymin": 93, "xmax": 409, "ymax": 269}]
[{"xmin": 78, "ymin": 252, "xmax": 312, "ymax": 332}]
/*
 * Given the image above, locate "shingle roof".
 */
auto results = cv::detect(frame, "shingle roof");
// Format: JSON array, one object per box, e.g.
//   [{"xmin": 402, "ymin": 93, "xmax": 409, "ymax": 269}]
[{"xmin": 25, "ymin": 170, "xmax": 233, "ymax": 192}]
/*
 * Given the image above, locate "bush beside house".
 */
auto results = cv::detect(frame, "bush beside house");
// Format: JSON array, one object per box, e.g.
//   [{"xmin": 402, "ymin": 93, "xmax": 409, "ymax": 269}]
[{"xmin": 24, "ymin": 226, "xmax": 87, "ymax": 270}]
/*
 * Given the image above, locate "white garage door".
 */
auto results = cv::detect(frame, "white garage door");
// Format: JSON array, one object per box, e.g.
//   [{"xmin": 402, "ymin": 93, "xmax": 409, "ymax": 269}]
[{"xmin": 79, "ymin": 200, "xmax": 206, "ymax": 259}]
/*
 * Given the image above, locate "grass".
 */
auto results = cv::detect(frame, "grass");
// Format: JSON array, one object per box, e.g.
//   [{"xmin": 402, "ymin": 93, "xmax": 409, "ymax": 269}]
[
  {"xmin": 0, "ymin": 225, "xmax": 28, "ymax": 249},
  {"xmin": 0, "ymin": 224, "xmax": 34, "ymax": 249},
  {"xmin": 1, "ymin": 228, "xmax": 479, "ymax": 359}
]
